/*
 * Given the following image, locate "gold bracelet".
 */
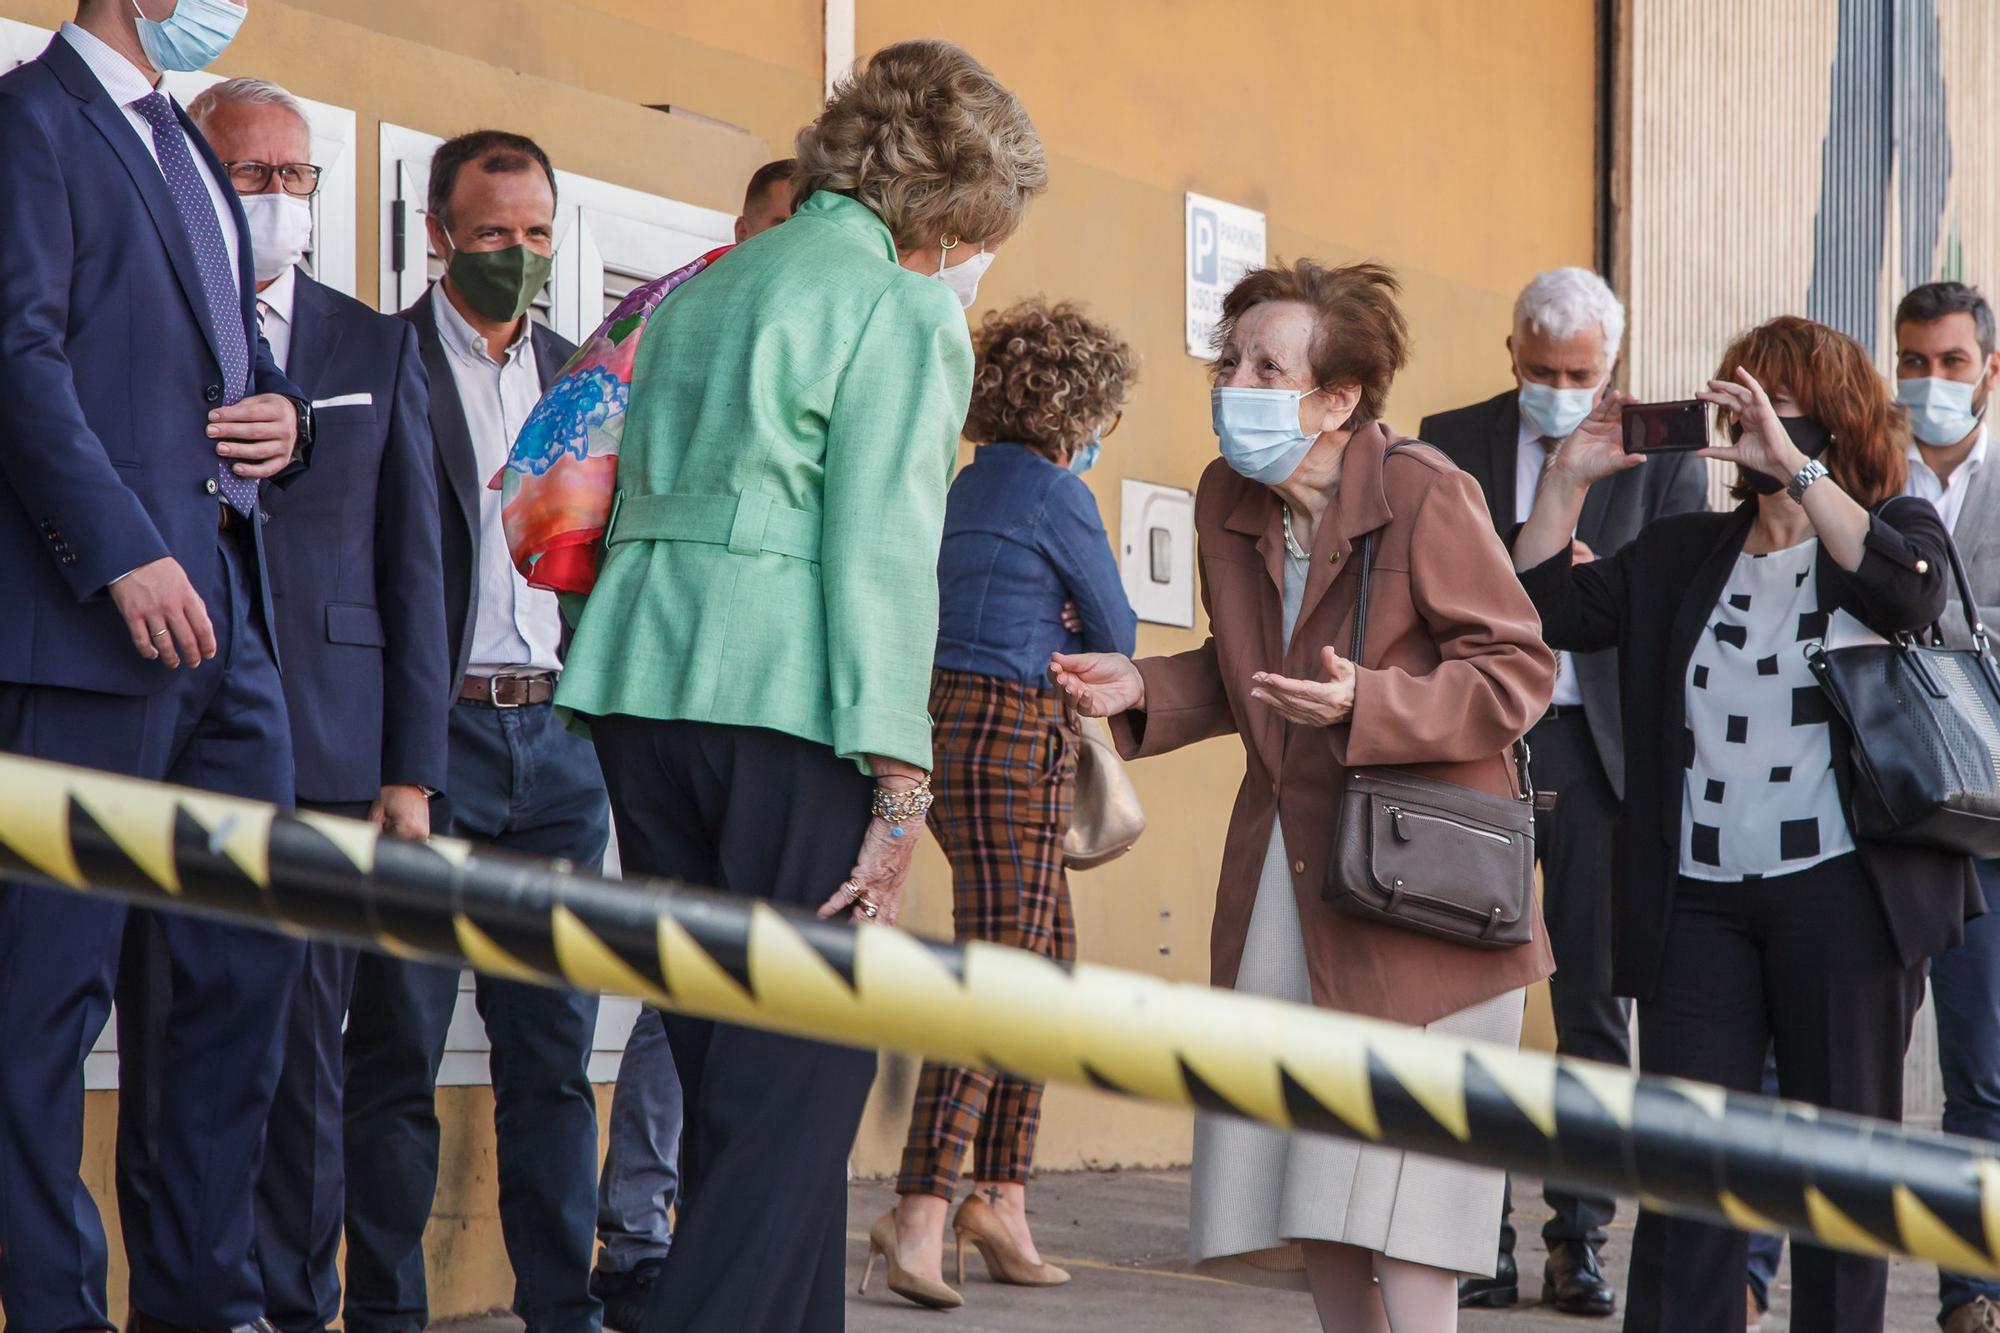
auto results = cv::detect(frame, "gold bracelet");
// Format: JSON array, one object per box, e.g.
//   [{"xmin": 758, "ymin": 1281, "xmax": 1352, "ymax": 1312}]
[{"xmin": 871, "ymin": 782, "xmax": 934, "ymax": 836}]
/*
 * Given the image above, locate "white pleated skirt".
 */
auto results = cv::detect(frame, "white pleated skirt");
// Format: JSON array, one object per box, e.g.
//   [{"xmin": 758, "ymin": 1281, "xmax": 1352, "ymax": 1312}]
[{"xmin": 1188, "ymin": 825, "xmax": 1525, "ymax": 1289}]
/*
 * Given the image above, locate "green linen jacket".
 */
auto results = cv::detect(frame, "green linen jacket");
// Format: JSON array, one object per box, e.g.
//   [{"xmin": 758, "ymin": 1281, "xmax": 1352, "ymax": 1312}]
[{"xmin": 555, "ymin": 191, "xmax": 974, "ymax": 773}]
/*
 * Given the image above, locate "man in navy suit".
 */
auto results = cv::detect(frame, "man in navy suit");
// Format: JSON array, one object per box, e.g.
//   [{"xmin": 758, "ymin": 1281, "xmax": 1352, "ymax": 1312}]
[
  {"xmin": 0, "ymin": 3, "xmax": 314, "ymax": 1330},
  {"xmin": 181, "ymin": 76, "xmax": 453, "ymax": 1333},
  {"xmin": 340, "ymin": 130, "xmax": 610, "ymax": 1333}
]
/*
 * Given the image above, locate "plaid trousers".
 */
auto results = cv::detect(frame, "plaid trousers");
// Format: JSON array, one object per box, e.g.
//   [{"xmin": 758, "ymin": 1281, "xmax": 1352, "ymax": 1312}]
[{"xmin": 897, "ymin": 669, "xmax": 1078, "ymax": 1199}]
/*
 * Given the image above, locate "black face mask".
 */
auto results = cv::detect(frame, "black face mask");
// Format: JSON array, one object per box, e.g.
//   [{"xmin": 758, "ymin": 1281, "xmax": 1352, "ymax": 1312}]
[{"xmin": 1731, "ymin": 416, "xmax": 1832, "ymax": 496}]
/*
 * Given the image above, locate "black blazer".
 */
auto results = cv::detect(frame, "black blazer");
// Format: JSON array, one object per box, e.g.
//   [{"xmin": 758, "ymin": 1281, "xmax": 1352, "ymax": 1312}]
[
  {"xmin": 399, "ymin": 288, "xmax": 575, "ymax": 683},
  {"xmin": 262, "ymin": 273, "xmax": 451, "ymax": 803},
  {"xmin": 1518, "ymin": 497, "xmax": 1984, "ymax": 1001},
  {"xmin": 1423, "ymin": 389, "xmax": 1710, "ymax": 797}
]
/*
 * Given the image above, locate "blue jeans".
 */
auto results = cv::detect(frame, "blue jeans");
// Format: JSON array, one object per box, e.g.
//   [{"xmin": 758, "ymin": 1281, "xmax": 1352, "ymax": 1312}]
[
  {"xmin": 596, "ymin": 1004, "xmax": 682, "ymax": 1273},
  {"xmin": 1746, "ymin": 1051, "xmax": 1784, "ymax": 1310},
  {"xmin": 342, "ymin": 699, "xmax": 610, "ymax": 1333},
  {"xmin": 1933, "ymin": 862, "xmax": 2000, "ymax": 1321}
]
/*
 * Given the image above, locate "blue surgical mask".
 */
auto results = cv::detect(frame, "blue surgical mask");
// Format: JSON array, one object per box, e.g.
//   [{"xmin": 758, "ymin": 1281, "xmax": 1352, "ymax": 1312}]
[
  {"xmin": 1212, "ymin": 386, "xmax": 1323, "ymax": 484},
  {"xmin": 1070, "ymin": 431, "xmax": 1102, "ymax": 476},
  {"xmin": 1517, "ymin": 380, "xmax": 1598, "ymax": 440},
  {"xmin": 132, "ymin": 0, "xmax": 247, "ymax": 73},
  {"xmin": 1898, "ymin": 376, "xmax": 1986, "ymax": 447}
]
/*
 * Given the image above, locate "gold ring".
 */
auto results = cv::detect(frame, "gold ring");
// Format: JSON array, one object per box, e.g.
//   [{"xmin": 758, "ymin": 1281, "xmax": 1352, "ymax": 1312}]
[
  {"xmin": 840, "ymin": 881, "xmax": 861, "ymax": 900},
  {"xmin": 151, "ymin": 628, "xmax": 171, "ymax": 639}
]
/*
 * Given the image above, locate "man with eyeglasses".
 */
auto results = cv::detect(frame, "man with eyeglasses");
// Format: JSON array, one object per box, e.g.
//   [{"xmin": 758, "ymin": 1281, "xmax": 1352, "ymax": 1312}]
[{"xmin": 180, "ymin": 76, "xmax": 451, "ymax": 1333}]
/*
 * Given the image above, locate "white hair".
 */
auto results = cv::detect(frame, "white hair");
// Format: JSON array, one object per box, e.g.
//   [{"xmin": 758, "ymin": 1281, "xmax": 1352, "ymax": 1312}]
[
  {"xmin": 1512, "ymin": 266, "xmax": 1626, "ymax": 363},
  {"xmin": 186, "ymin": 77, "xmax": 310, "ymax": 139}
]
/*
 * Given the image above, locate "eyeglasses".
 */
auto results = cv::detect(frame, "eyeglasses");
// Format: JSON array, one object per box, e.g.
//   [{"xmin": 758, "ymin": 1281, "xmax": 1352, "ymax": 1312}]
[
  {"xmin": 1102, "ymin": 412, "xmax": 1124, "ymax": 438},
  {"xmin": 223, "ymin": 161, "xmax": 323, "ymax": 198}
]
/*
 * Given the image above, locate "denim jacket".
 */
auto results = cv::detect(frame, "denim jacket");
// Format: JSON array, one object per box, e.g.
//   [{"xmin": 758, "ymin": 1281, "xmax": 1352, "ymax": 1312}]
[{"xmin": 936, "ymin": 443, "xmax": 1138, "ymax": 688}]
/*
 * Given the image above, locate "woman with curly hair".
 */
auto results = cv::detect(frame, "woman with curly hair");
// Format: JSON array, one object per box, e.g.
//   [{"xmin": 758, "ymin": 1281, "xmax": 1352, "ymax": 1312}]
[
  {"xmin": 868, "ymin": 298, "xmax": 1137, "ymax": 1310},
  {"xmin": 553, "ymin": 38, "xmax": 1043, "ymax": 1332}
]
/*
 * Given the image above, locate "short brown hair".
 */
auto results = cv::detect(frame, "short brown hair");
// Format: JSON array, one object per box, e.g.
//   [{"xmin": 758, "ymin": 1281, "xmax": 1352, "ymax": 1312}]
[
  {"xmin": 793, "ymin": 40, "xmax": 1046, "ymax": 251},
  {"xmin": 745, "ymin": 158, "xmax": 797, "ymax": 212},
  {"xmin": 1214, "ymin": 260, "xmax": 1409, "ymax": 430},
  {"xmin": 428, "ymin": 130, "xmax": 555, "ymax": 229},
  {"xmin": 962, "ymin": 299, "xmax": 1136, "ymax": 460},
  {"xmin": 1716, "ymin": 316, "xmax": 1907, "ymax": 507}
]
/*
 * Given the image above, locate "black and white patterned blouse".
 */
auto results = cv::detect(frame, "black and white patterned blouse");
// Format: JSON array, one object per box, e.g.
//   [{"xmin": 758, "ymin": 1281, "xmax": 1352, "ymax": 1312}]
[{"xmin": 1681, "ymin": 539, "xmax": 1856, "ymax": 880}]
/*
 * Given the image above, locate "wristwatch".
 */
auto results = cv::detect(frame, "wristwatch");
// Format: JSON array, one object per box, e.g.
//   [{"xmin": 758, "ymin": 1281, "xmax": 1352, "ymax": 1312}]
[
  {"xmin": 286, "ymin": 394, "xmax": 315, "ymax": 454},
  {"xmin": 1786, "ymin": 458, "xmax": 1829, "ymax": 504}
]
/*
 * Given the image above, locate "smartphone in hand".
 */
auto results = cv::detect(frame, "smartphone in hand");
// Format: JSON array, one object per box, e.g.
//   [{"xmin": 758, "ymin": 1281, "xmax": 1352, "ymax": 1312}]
[{"xmin": 1621, "ymin": 399, "xmax": 1708, "ymax": 454}]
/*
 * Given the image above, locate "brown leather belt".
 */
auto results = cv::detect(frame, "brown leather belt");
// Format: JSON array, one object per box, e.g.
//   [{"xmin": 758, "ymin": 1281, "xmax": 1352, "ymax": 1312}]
[{"xmin": 460, "ymin": 672, "xmax": 558, "ymax": 707}]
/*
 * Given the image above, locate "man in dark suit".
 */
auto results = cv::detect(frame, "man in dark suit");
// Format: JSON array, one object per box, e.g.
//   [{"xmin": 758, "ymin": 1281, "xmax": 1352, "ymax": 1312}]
[
  {"xmin": 0, "ymin": 4, "xmax": 315, "ymax": 1329},
  {"xmin": 1422, "ymin": 267, "xmax": 1707, "ymax": 1317},
  {"xmin": 183, "ymin": 75, "xmax": 453, "ymax": 1333},
  {"xmin": 339, "ymin": 129, "xmax": 611, "ymax": 1333}
]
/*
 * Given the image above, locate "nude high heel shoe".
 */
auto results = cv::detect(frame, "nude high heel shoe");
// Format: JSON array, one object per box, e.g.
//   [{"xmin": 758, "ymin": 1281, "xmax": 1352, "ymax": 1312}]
[
  {"xmin": 952, "ymin": 1194, "xmax": 1071, "ymax": 1287},
  {"xmin": 860, "ymin": 1210, "xmax": 965, "ymax": 1310}
]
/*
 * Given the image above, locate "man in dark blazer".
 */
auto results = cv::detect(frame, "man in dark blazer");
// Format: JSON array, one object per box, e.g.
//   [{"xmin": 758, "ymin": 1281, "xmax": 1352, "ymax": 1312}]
[
  {"xmin": 1422, "ymin": 267, "xmax": 1707, "ymax": 1317},
  {"xmin": 185, "ymin": 76, "xmax": 453, "ymax": 1333},
  {"xmin": 340, "ymin": 130, "xmax": 611, "ymax": 1333},
  {"xmin": 0, "ymin": 6, "xmax": 314, "ymax": 1330}
]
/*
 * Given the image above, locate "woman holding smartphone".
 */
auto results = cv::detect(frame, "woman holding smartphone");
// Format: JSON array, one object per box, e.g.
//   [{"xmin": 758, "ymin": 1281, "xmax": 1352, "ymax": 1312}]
[{"xmin": 1513, "ymin": 315, "xmax": 1979, "ymax": 1333}]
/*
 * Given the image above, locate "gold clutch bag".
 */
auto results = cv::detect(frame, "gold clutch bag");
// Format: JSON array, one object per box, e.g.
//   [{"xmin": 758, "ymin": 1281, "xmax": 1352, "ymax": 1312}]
[{"xmin": 1063, "ymin": 715, "xmax": 1147, "ymax": 870}]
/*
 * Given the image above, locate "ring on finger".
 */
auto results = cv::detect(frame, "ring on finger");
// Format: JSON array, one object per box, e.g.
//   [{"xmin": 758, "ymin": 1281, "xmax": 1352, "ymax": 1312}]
[
  {"xmin": 857, "ymin": 899, "xmax": 880, "ymax": 919},
  {"xmin": 839, "ymin": 880, "xmax": 861, "ymax": 901},
  {"xmin": 151, "ymin": 628, "xmax": 171, "ymax": 639}
]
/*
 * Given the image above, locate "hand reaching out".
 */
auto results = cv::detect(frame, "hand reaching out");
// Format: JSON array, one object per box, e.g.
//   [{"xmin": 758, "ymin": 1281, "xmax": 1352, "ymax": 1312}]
[{"xmin": 1250, "ymin": 645, "xmax": 1356, "ymax": 727}]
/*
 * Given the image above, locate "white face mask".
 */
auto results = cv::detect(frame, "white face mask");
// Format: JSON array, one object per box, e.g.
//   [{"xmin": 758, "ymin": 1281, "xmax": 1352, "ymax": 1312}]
[
  {"xmin": 239, "ymin": 192, "xmax": 314, "ymax": 283},
  {"xmin": 936, "ymin": 243, "xmax": 992, "ymax": 310},
  {"xmin": 1898, "ymin": 375, "xmax": 1986, "ymax": 447},
  {"xmin": 1516, "ymin": 378, "xmax": 1600, "ymax": 440}
]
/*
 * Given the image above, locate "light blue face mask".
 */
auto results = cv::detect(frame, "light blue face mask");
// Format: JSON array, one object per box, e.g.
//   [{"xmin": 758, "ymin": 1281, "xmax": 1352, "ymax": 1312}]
[
  {"xmin": 1898, "ymin": 376, "xmax": 1986, "ymax": 447},
  {"xmin": 1212, "ymin": 385, "xmax": 1323, "ymax": 484},
  {"xmin": 1517, "ymin": 379, "xmax": 1599, "ymax": 440},
  {"xmin": 1069, "ymin": 430, "xmax": 1103, "ymax": 476},
  {"xmin": 132, "ymin": 0, "xmax": 247, "ymax": 73}
]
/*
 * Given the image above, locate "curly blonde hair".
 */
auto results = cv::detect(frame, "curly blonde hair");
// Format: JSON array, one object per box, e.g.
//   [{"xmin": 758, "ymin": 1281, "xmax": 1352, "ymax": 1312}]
[
  {"xmin": 962, "ymin": 299, "xmax": 1137, "ymax": 460},
  {"xmin": 793, "ymin": 39, "xmax": 1046, "ymax": 252}
]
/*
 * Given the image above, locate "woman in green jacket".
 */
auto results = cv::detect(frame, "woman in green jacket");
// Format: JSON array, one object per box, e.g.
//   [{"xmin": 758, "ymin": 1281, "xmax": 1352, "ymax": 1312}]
[{"xmin": 556, "ymin": 38, "xmax": 1045, "ymax": 1332}]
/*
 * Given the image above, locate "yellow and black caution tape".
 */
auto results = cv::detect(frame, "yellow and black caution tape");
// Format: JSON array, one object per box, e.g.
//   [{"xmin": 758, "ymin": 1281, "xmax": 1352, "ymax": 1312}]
[{"xmin": 2, "ymin": 750, "xmax": 1998, "ymax": 1276}]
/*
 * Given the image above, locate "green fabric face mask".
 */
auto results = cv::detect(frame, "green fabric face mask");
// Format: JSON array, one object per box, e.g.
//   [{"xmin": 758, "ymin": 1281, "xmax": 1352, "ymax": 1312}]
[{"xmin": 444, "ymin": 237, "xmax": 552, "ymax": 323}]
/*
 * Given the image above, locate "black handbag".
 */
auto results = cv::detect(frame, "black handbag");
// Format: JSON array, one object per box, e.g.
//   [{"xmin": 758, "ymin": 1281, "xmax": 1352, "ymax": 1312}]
[
  {"xmin": 1806, "ymin": 528, "xmax": 2000, "ymax": 857},
  {"xmin": 1322, "ymin": 455, "xmax": 1539, "ymax": 950}
]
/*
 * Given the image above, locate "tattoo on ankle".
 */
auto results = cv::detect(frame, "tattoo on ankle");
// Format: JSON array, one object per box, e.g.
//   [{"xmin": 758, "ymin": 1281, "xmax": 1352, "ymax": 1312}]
[{"xmin": 984, "ymin": 1185, "xmax": 1003, "ymax": 1207}]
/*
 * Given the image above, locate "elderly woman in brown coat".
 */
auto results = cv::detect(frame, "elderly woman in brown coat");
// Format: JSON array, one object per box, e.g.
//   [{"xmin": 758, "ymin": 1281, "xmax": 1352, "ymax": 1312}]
[{"xmin": 1053, "ymin": 260, "xmax": 1556, "ymax": 1333}]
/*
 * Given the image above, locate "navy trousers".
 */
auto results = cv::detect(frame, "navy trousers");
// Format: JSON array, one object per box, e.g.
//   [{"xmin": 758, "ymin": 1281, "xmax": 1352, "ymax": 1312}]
[
  {"xmin": 247, "ymin": 799, "xmax": 371, "ymax": 1333},
  {"xmin": 0, "ymin": 528, "xmax": 305, "ymax": 1331},
  {"xmin": 1934, "ymin": 860, "xmax": 2000, "ymax": 1321},
  {"xmin": 591, "ymin": 716, "xmax": 877, "ymax": 1333},
  {"xmin": 341, "ymin": 699, "xmax": 608, "ymax": 1333}
]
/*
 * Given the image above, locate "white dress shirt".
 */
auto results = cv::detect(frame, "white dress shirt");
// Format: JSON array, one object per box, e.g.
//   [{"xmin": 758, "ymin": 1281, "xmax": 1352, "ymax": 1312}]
[
  {"xmin": 1907, "ymin": 423, "xmax": 1990, "ymax": 537},
  {"xmin": 1513, "ymin": 417, "xmax": 1584, "ymax": 707},
  {"xmin": 255, "ymin": 265, "xmax": 296, "ymax": 374},
  {"xmin": 432, "ymin": 286, "xmax": 563, "ymax": 675},
  {"xmin": 59, "ymin": 22, "xmax": 240, "ymax": 283}
]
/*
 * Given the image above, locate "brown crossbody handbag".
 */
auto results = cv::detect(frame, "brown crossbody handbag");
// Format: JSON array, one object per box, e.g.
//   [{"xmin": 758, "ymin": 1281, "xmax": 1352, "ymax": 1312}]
[{"xmin": 1322, "ymin": 462, "xmax": 1539, "ymax": 950}]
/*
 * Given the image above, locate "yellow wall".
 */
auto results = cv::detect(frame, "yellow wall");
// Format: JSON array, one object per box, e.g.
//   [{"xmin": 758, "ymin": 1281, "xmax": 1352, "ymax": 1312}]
[{"xmin": 7, "ymin": 0, "xmax": 1597, "ymax": 1318}]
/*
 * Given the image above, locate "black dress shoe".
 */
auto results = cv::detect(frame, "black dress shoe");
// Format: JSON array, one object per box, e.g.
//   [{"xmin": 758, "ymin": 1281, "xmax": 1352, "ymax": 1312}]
[
  {"xmin": 1544, "ymin": 1241, "xmax": 1617, "ymax": 1317},
  {"xmin": 592, "ymin": 1257, "xmax": 666, "ymax": 1333},
  {"xmin": 1457, "ymin": 1248, "xmax": 1518, "ymax": 1308}
]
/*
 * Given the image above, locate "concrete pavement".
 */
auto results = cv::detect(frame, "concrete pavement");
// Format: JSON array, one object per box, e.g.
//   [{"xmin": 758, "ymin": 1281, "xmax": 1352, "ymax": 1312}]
[{"xmin": 442, "ymin": 1167, "xmax": 1947, "ymax": 1331}]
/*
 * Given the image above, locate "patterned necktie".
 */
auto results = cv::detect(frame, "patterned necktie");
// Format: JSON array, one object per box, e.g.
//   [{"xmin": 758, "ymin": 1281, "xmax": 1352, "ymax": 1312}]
[{"xmin": 131, "ymin": 92, "xmax": 258, "ymax": 516}]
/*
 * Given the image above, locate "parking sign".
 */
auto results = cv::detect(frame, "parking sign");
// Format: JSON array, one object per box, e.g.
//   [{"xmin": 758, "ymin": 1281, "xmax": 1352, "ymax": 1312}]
[{"xmin": 1185, "ymin": 192, "xmax": 1266, "ymax": 359}]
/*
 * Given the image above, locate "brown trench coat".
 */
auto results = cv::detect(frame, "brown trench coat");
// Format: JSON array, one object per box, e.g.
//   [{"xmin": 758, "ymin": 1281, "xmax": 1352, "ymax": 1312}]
[{"xmin": 1110, "ymin": 424, "xmax": 1558, "ymax": 1027}]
